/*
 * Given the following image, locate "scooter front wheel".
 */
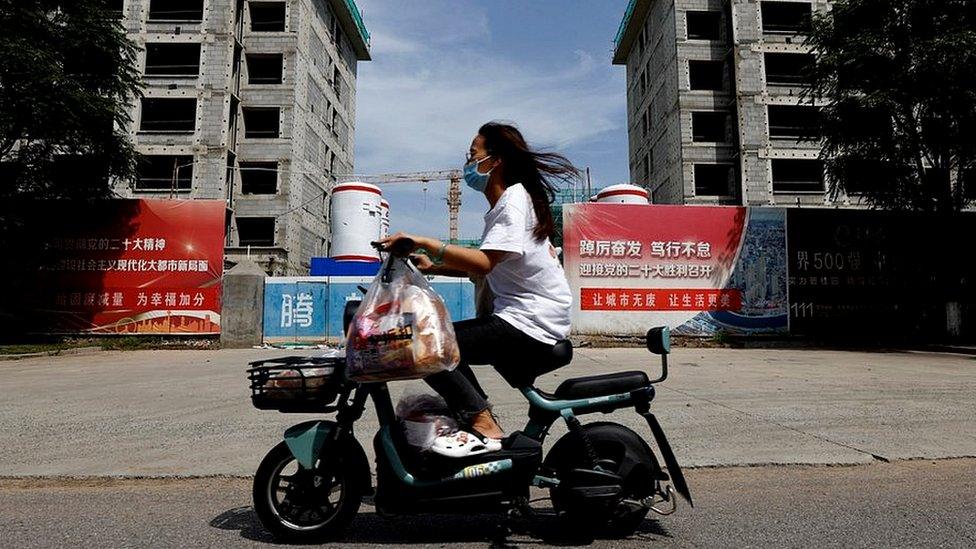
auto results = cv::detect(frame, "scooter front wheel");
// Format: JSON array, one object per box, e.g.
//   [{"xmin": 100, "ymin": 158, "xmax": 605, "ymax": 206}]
[{"xmin": 252, "ymin": 440, "xmax": 364, "ymax": 543}]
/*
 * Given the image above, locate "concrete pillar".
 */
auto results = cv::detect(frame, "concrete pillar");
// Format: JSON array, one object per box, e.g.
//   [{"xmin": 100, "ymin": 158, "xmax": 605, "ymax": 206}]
[{"xmin": 220, "ymin": 259, "xmax": 266, "ymax": 348}]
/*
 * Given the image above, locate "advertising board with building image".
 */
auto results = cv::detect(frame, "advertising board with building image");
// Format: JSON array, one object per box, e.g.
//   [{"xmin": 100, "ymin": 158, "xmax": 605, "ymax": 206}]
[{"xmin": 563, "ymin": 203, "xmax": 788, "ymax": 336}]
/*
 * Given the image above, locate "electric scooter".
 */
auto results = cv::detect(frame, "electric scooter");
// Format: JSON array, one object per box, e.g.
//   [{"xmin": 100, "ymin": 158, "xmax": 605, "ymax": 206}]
[{"xmin": 247, "ymin": 242, "xmax": 692, "ymax": 542}]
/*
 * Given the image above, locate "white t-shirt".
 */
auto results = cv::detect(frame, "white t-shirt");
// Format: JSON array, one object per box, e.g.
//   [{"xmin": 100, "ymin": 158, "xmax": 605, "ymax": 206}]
[{"xmin": 479, "ymin": 183, "xmax": 572, "ymax": 345}]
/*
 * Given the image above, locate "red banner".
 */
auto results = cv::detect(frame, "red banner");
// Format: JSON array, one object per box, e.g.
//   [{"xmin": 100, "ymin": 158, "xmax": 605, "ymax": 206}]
[
  {"xmin": 37, "ymin": 199, "xmax": 225, "ymax": 334},
  {"xmin": 580, "ymin": 288, "xmax": 742, "ymax": 311}
]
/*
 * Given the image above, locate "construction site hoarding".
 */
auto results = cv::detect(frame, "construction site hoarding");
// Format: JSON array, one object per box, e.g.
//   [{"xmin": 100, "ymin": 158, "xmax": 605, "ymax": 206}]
[
  {"xmin": 263, "ymin": 276, "xmax": 477, "ymax": 343},
  {"xmin": 787, "ymin": 209, "xmax": 976, "ymax": 338},
  {"xmin": 35, "ymin": 199, "xmax": 225, "ymax": 334},
  {"xmin": 563, "ymin": 203, "xmax": 789, "ymax": 336}
]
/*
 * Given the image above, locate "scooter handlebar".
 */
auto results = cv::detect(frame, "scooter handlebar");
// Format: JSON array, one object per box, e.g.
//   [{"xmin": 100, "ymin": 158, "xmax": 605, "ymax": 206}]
[{"xmin": 371, "ymin": 238, "xmax": 416, "ymax": 257}]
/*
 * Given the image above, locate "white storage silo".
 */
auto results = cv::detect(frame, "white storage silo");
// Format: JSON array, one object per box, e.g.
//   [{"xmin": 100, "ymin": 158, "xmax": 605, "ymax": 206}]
[
  {"xmin": 329, "ymin": 181, "xmax": 383, "ymax": 262},
  {"xmin": 379, "ymin": 199, "xmax": 390, "ymax": 240},
  {"xmin": 594, "ymin": 184, "xmax": 649, "ymax": 204}
]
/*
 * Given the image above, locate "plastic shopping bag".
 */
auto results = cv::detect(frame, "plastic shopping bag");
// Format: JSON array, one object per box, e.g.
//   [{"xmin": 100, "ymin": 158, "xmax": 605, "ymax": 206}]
[
  {"xmin": 396, "ymin": 391, "xmax": 458, "ymax": 451},
  {"xmin": 346, "ymin": 257, "xmax": 460, "ymax": 382}
]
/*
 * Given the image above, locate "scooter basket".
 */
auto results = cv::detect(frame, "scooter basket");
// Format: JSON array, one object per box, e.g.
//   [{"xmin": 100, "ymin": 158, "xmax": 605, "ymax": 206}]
[{"xmin": 247, "ymin": 356, "xmax": 344, "ymax": 412}]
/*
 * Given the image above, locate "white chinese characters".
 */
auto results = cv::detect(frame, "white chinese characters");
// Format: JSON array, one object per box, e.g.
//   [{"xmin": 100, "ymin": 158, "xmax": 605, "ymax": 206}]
[
  {"xmin": 649, "ymin": 240, "xmax": 711, "ymax": 259},
  {"xmin": 578, "ymin": 240, "xmax": 643, "ymax": 258},
  {"xmin": 280, "ymin": 293, "xmax": 314, "ymax": 328}
]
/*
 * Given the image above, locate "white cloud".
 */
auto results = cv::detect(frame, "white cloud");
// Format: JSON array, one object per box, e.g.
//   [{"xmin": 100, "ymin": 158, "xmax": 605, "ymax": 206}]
[
  {"xmin": 355, "ymin": 48, "xmax": 624, "ymax": 173},
  {"xmin": 367, "ymin": 31, "xmax": 425, "ymax": 55},
  {"xmin": 351, "ymin": 0, "xmax": 626, "ymax": 238}
]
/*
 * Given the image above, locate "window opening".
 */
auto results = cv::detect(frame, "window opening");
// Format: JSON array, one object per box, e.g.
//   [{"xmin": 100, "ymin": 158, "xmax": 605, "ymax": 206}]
[
  {"xmin": 242, "ymin": 107, "xmax": 280, "ymax": 138},
  {"xmin": 250, "ymin": 2, "xmax": 285, "ymax": 32},
  {"xmin": 694, "ymin": 164, "xmax": 734, "ymax": 195},
  {"xmin": 240, "ymin": 161, "xmax": 278, "ymax": 194},
  {"xmin": 246, "ymin": 53, "xmax": 283, "ymax": 84},
  {"xmin": 687, "ymin": 11, "xmax": 722, "ymax": 40},
  {"xmin": 771, "ymin": 159, "xmax": 824, "ymax": 192},
  {"xmin": 237, "ymin": 217, "xmax": 276, "ymax": 246},
  {"xmin": 144, "ymin": 43, "xmax": 201, "ymax": 77},
  {"xmin": 135, "ymin": 155, "xmax": 193, "ymax": 190},
  {"xmin": 140, "ymin": 98, "xmax": 197, "ymax": 133}
]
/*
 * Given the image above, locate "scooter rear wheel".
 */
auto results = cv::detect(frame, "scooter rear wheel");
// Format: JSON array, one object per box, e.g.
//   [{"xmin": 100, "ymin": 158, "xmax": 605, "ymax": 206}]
[
  {"xmin": 252, "ymin": 440, "xmax": 364, "ymax": 543},
  {"xmin": 544, "ymin": 422, "xmax": 659, "ymax": 538}
]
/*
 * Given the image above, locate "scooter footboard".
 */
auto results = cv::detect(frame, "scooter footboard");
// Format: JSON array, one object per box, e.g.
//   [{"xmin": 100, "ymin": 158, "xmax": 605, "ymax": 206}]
[{"xmin": 371, "ymin": 427, "xmax": 542, "ymax": 513}]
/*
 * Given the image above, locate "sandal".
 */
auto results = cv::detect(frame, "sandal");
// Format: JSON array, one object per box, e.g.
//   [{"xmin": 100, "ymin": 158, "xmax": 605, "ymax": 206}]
[{"xmin": 429, "ymin": 431, "xmax": 502, "ymax": 458}]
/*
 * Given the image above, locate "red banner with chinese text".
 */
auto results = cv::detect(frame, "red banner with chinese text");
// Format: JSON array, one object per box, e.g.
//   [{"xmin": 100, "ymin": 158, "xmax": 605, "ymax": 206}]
[
  {"xmin": 563, "ymin": 203, "xmax": 750, "ymax": 335},
  {"xmin": 37, "ymin": 199, "xmax": 225, "ymax": 334},
  {"xmin": 580, "ymin": 288, "xmax": 742, "ymax": 311}
]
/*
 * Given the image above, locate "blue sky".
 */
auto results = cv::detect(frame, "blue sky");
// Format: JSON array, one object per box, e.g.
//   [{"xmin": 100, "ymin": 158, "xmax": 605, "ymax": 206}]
[{"xmin": 352, "ymin": 0, "xmax": 631, "ymax": 239}]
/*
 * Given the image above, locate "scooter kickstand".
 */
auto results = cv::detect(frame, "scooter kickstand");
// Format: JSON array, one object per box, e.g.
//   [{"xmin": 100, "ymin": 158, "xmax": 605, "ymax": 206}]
[
  {"xmin": 622, "ymin": 484, "xmax": 678, "ymax": 516},
  {"xmin": 494, "ymin": 497, "xmax": 533, "ymax": 541},
  {"xmin": 647, "ymin": 485, "xmax": 678, "ymax": 516}
]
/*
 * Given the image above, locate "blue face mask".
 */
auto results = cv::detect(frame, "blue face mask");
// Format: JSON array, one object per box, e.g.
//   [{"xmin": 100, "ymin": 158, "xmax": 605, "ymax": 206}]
[{"xmin": 463, "ymin": 156, "xmax": 493, "ymax": 192}]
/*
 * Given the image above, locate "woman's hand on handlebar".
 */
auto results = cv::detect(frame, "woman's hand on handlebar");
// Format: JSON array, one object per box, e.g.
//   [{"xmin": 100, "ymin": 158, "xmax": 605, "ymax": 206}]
[
  {"xmin": 375, "ymin": 232, "xmax": 430, "ymax": 256},
  {"xmin": 378, "ymin": 232, "xmax": 499, "ymax": 276}
]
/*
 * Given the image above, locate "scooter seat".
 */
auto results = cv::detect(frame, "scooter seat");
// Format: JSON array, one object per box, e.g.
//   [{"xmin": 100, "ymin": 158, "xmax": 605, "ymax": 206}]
[
  {"xmin": 548, "ymin": 339, "xmax": 574, "ymax": 368},
  {"xmin": 498, "ymin": 339, "xmax": 574, "ymax": 388},
  {"xmin": 554, "ymin": 371, "xmax": 649, "ymax": 400}
]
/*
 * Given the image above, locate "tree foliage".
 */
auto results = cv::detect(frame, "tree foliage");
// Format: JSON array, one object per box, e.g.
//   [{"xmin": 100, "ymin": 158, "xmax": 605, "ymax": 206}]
[
  {"xmin": 0, "ymin": 1, "xmax": 141, "ymax": 336},
  {"xmin": 0, "ymin": 0, "xmax": 141, "ymax": 202},
  {"xmin": 806, "ymin": 0, "xmax": 976, "ymax": 212}
]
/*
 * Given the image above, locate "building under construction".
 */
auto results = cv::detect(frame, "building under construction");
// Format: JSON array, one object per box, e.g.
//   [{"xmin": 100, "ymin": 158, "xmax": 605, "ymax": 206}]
[
  {"xmin": 613, "ymin": 0, "xmax": 842, "ymax": 207},
  {"xmin": 110, "ymin": 0, "xmax": 371, "ymax": 275}
]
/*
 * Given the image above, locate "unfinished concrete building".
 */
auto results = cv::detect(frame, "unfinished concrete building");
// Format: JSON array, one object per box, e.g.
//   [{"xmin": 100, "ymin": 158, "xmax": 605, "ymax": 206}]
[
  {"xmin": 112, "ymin": 0, "xmax": 371, "ymax": 274},
  {"xmin": 613, "ymin": 0, "xmax": 844, "ymax": 207}
]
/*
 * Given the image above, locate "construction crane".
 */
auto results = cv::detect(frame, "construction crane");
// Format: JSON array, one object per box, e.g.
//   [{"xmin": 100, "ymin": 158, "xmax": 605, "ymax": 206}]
[{"xmin": 351, "ymin": 170, "xmax": 463, "ymax": 241}]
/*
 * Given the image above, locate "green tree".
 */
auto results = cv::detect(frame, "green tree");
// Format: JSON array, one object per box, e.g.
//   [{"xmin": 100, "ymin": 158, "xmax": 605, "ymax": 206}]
[
  {"xmin": 0, "ymin": 0, "xmax": 141, "ymax": 202},
  {"xmin": 806, "ymin": 0, "xmax": 976, "ymax": 212},
  {"xmin": 0, "ymin": 0, "xmax": 141, "ymax": 337}
]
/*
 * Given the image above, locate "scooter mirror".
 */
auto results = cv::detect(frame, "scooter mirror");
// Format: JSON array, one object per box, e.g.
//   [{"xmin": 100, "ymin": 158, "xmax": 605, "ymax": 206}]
[{"xmin": 646, "ymin": 326, "xmax": 671, "ymax": 355}]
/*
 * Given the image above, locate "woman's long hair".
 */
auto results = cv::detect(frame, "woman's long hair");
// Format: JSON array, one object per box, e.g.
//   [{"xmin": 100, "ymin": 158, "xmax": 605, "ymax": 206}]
[{"xmin": 478, "ymin": 122, "xmax": 580, "ymax": 241}]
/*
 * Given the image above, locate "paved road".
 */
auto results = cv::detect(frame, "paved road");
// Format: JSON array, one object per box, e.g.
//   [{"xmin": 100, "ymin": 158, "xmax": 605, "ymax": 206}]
[
  {"xmin": 1, "ymin": 459, "xmax": 973, "ymax": 548},
  {"xmin": 2, "ymin": 347, "xmax": 975, "ymax": 476}
]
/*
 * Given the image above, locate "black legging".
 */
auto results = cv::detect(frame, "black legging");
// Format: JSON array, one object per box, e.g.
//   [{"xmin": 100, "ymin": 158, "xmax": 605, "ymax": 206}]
[{"xmin": 425, "ymin": 314, "xmax": 553, "ymax": 424}]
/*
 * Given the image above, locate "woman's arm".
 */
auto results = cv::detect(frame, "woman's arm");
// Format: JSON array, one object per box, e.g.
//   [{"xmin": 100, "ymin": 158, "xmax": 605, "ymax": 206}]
[
  {"xmin": 378, "ymin": 232, "xmax": 507, "ymax": 276},
  {"xmin": 409, "ymin": 255, "xmax": 469, "ymax": 277},
  {"xmin": 426, "ymin": 266, "xmax": 471, "ymax": 277},
  {"xmin": 434, "ymin": 240, "xmax": 507, "ymax": 276}
]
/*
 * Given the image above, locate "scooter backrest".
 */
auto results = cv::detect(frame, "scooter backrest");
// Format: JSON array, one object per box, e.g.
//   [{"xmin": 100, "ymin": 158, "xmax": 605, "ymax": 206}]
[{"xmin": 646, "ymin": 326, "xmax": 671, "ymax": 355}]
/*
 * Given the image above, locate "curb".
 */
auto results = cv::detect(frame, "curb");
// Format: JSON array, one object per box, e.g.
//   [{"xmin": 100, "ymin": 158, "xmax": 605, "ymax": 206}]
[
  {"xmin": 3, "ymin": 456, "xmax": 975, "ymax": 486},
  {"xmin": 919, "ymin": 345, "xmax": 976, "ymax": 356},
  {"xmin": 0, "ymin": 346, "xmax": 103, "ymax": 362}
]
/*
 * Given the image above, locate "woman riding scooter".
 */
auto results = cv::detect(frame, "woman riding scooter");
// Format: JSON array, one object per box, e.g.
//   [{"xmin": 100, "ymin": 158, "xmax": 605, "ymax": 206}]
[{"xmin": 376, "ymin": 121, "xmax": 577, "ymax": 457}]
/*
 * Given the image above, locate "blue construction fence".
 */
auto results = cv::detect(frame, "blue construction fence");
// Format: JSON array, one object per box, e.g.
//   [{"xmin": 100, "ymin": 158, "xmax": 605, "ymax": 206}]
[{"xmin": 263, "ymin": 275, "xmax": 477, "ymax": 343}]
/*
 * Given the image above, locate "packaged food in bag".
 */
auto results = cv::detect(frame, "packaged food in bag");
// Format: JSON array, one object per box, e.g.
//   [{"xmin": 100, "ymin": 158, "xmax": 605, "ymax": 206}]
[
  {"xmin": 395, "ymin": 391, "xmax": 458, "ymax": 451},
  {"xmin": 264, "ymin": 366, "xmax": 335, "ymax": 398},
  {"xmin": 266, "ymin": 368, "xmax": 334, "ymax": 390},
  {"xmin": 346, "ymin": 256, "xmax": 461, "ymax": 382}
]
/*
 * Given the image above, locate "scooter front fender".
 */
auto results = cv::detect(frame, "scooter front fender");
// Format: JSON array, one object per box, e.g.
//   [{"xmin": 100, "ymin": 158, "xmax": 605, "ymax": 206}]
[
  {"xmin": 281, "ymin": 420, "xmax": 373, "ymax": 496},
  {"xmin": 283, "ymin": 420, "xmax": 336, "ymax": 470}
]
